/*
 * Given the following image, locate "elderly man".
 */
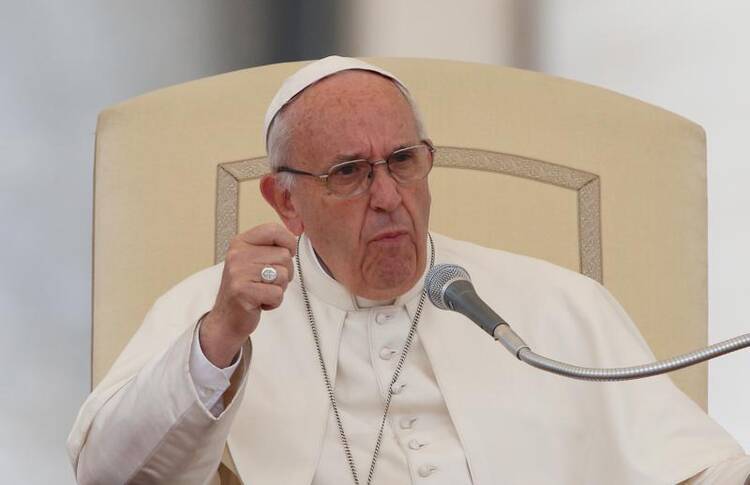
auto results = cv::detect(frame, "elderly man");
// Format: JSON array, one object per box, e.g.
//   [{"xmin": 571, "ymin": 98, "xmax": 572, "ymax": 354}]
[{"xmin": 69, "ymin": 56, "xmax": 749, "ymax": 484}]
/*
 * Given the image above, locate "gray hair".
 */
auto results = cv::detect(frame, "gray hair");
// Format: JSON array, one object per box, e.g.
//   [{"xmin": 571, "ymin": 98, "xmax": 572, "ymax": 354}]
[{"xmin": 267, "ymin": 79, "xmax": 429, "ymax": 191}]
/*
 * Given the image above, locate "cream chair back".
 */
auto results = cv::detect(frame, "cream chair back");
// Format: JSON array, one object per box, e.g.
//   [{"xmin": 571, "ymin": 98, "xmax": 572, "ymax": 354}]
[{"xmin": 93, "ymin": 58, "xmax": 709, "ymax": 482}]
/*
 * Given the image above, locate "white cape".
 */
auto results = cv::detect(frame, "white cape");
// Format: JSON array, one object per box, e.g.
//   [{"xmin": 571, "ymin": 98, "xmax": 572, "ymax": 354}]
[{"xmin": 68, "ymin": 233, "xmax": 743, "ymax": 484}]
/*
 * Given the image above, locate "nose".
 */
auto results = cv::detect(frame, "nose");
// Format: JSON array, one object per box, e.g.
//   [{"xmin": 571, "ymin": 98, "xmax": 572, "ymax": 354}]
[{"xmin": 368, "ymin": 163, "xmax": 402, "ymax": 212}]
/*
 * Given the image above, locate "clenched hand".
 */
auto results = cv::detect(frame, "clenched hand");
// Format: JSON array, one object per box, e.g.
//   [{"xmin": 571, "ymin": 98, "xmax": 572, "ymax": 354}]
[{"xmin": 200, "ymin": 223, "xmax": 297, "ymax": 368}]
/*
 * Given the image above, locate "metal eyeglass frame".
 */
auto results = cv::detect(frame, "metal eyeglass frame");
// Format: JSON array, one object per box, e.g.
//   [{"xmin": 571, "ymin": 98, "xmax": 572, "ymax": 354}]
[{"xmin": 275, "ymin": 140, "xmax": 436, "ymax": 198}]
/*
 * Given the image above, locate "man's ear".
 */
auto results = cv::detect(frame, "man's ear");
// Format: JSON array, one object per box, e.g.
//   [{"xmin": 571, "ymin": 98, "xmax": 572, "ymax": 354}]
[{"xmin": 260, "ymin": 175, "xmax": 304, "ymax": 235}]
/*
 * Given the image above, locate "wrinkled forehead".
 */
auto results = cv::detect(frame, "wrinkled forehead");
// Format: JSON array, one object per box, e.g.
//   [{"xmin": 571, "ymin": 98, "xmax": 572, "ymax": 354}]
[
  {"xmin": 280, "ymin": 72, "xmax": 421, "ymax": 172},
  {"xmin": 264, "ymin": 56, "xmax": 414, "ymax": 148}
]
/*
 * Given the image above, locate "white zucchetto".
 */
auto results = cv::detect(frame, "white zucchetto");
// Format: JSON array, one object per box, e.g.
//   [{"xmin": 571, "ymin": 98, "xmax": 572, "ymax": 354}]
[{"xmin": 263, "ymin": 55, "xmax": 413, "ymax": 149}]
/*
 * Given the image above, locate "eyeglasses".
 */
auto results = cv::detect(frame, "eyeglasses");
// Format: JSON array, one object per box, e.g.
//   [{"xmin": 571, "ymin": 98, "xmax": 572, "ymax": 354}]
[{"xmin": 276, "ymin": 141, "xmax": 435, "ymax": 199}]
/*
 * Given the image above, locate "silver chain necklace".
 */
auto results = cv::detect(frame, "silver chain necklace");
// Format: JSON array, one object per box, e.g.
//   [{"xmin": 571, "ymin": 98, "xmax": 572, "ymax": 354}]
[{"xmin": 295, "ymin": 234, "xmax": 435, "ymax": 485}]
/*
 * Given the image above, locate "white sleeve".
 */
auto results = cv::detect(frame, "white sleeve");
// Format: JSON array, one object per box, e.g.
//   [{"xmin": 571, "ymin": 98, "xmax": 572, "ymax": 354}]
[
  {"xmin": 683, "ymin": 454, "xmax": 750, "ymax": 484},
  {"xmin": 71, "ymin": 316, "xmax": 251, "ymax": 485},
  {"xmin": 189, "ymin": 319, "xmax": 242, "ymax": 416}
]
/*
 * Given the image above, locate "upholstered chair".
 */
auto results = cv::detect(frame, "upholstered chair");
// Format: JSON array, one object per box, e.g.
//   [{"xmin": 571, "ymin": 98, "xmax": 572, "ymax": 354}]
[{"xmin": 91, "ymin": 58, "xmax": 708, "ymax": 483}]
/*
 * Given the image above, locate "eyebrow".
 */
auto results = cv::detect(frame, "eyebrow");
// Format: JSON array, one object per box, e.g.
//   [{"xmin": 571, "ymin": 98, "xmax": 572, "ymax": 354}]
[
  {"xmin": 332, "ymin": 152, "xmax": 367, "ymax": 163},
  {"xmin": 331, "ymin": 143, "xmax": 413, "ymax": 164}
]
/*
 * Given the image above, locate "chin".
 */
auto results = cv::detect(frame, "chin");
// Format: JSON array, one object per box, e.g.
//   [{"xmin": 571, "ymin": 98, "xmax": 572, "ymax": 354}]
[{"xmin": 364, "ymin": 247, "xmax": 418, "ymax": 294}]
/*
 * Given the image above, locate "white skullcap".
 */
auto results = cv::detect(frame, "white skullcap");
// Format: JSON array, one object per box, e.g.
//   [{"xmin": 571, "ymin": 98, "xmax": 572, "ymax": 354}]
[{"xmin": 263, "ymin": 55, "xmax": 412, "ymax": 150}]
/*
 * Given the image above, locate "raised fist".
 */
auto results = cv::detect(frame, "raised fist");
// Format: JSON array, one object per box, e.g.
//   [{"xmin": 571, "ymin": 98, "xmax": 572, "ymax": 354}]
[{"xmin": 200, "ymin": 223, "xmax": 296, "ymax": 367}]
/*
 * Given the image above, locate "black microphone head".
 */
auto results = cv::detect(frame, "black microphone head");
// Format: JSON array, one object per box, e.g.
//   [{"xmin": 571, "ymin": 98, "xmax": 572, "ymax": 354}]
[{"xmin": 425, "ymin": 264, "xmax": 471, "ymax": 310}]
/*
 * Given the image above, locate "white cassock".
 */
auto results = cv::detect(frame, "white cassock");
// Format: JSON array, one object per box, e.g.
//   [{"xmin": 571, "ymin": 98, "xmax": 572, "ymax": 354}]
[{"xmin": 68, "ymin": 233, "xmax": 747, "ymax": 484}]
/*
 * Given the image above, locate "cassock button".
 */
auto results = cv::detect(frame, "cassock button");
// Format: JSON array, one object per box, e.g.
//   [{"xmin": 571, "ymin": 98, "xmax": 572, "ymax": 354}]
[
  {"xmin": 379, "ymin": 347, "xmax": 397, "ymax": 360},
  {"xmin": 391, "ymin": 382, "xmax": 407, "ymax": 394},
  {"xmin": 375, "ymin": 312, "xmax": 395, "ymax": 324},
  {"xmin": 408, "ymin": 439, "xmax": 426, "ymax": 450},
  {"xmin": 400, "ymin": 416, "xmax": 417, "ymax": 430},
  {"xmin": 418, "ymin": 464, "xmax": 438, "ymax": 478}
]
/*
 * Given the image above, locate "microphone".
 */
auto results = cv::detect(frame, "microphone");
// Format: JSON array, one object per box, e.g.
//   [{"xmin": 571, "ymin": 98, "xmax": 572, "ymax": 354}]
[
  {"xmin": 425, "ymin": 264, "xmax": 508, "ymax": 337},
  {"xmin": 425, "ymin": 263, "xmax": 750, "ymax": 381}
]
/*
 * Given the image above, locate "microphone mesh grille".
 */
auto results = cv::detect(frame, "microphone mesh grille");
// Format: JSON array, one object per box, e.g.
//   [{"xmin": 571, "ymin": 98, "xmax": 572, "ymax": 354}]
[{"xmin": 425, "ymin": 264, "xmax": 471, "ymax": 310}]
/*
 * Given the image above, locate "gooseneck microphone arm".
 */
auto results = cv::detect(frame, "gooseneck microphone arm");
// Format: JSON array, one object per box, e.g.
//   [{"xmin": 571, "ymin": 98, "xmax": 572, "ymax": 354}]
[
  {"xmin": 426, "ymin": 264, "xmax": 750, "ymax": 382},
  {"xmin": 500, "ymin": 325, "xmax": 750, "ymax": 381}
]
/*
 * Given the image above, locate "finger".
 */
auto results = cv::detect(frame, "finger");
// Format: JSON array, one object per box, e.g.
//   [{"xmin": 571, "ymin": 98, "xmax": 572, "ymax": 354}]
[
  {"xmin": 283, "ymin": 256, "xmax": 294, "ymax": 282},
  {"xmin": 244, "ymin": 282, "xmax": 284, "ymax": 311},
  {"xmin": 249, "ymin": 250, "xmax": 294, "ymax": 281},
  {"xmin": 238, "ymin": 223, "xmax": 297, "ymax": 257},
  {"xmin": 270, "ymin": 258, "xmax": 293, "ymax": 287},
  {"xmin": 250, "ymin": 264, "xmax": 289, "ymax": 289},
  {"xmin": 239, "ymin": 245, "xmax": 294, "ymax": 267}
]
